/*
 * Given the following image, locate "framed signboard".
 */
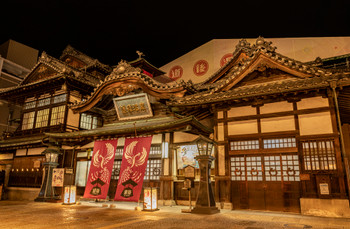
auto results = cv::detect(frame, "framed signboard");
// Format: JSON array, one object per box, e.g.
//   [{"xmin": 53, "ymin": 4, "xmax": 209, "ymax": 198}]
[
  {"xmin": 113, "ymin": 93, "xmax": 153, "ymax": 120},
  {"xmin": 52, "ymin": 168, "xmax": 64, "ymax": 187}
]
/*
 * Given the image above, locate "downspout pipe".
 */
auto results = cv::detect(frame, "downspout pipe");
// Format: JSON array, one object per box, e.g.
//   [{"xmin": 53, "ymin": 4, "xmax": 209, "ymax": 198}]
[{"xmin": 329, "ymin": 80, "xmax": 347, "ymax": 160}]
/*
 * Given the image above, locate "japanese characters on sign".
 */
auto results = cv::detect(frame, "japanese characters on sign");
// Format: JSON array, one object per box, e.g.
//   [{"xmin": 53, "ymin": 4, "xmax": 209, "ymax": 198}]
[
  {"xmin": 193, "ymin": 60, "xmax": 209, "ymax": 76},
  {"xmin": 52, "ymin": 168, "xmax": 64, "ymax": 187},
  {"xmin": 220, "ymin": 53, "xmax": 233, "ymax": 67},
  {"xmin": 168, "ymin": 65, "xmax": 183, "ymax": 80},
  {"xmin": 113, "ymin": 93, "xmax": 153, "ymax": 120}
]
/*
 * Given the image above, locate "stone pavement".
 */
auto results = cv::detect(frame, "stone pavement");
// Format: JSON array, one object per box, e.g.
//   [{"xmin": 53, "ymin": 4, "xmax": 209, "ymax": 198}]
[{"xmin": 0, "ymin": 200, "xmax": 349, "ymax": 229}]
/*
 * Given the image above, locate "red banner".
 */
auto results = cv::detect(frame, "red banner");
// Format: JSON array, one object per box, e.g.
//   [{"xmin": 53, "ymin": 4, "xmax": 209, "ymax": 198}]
[
  {"xmin": 114, "ymin": 136, "xmax": 153, "ymax": 202},
  {"xmin": 83, "ymin": 139, "xmax": 118, "ymax": 199}
]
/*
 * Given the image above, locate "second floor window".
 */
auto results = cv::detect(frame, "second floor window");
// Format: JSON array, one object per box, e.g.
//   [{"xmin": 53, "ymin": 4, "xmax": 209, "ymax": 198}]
[
  {"xmin": 22, "ymin": 112, "xmax": 35, "ymax": 130},
  {"xmin": 80, "ymin": 113, "xmax": 100, "ymax": 130},
  {"xmin": 35, "ymin": 108, "xmax": 50, "ymax": 128},
  {"xmin": 50, "ymin": 105, "xmax": 66, "ymax": 126}
]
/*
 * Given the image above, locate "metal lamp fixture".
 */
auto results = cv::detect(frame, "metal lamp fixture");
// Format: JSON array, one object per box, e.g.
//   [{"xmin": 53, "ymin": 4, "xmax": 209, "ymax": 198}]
[
  {"xmin": 35, "ymin": 144, "xmax": 62, "ymax": 202},
  {"xmin": 191, "ymin": 135, "xmax": 220, "ymax": 214}
]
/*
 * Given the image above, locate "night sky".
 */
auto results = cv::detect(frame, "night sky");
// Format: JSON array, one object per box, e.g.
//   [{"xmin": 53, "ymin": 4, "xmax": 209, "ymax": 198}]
[{"xmin": 1, "ymin": 0, "xmax": 350, "ymax": 67}]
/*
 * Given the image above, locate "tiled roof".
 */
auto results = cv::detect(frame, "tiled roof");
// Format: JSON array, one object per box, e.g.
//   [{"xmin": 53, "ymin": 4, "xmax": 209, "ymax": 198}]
[
  {"xmin": 70, "ymin": 60, "xmax": 195, "ymax": 109},
  {"xmin": 60, "ymin": 45, "xmax": 112, "ymax": 73},
  {"xmin": 0, "ymin": 52, "xmax": 102, "ymax": 94},
  {"xmin": 195, "ymin": 37, "xmax": 333, "ymax": 92}
]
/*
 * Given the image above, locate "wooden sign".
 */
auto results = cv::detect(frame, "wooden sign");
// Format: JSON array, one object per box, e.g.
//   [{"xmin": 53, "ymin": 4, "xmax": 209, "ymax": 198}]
[
  {"xmin": 319, "ymin": 183, "xmax": 330, "ymax": 195},
  {"xmin": 65, "ymin": 168, "xmax": 73, "ymax": 174},
  {"xmin": 299, "ymin": 173, "xmax": 310, "ymax": 181},
  {"xmin": 113, "ymin": 93, "xmax": 153, "ymax": 120},
  {"xmin": 184, "ymin": 165, "xmax": 195, "ymax": 178}
]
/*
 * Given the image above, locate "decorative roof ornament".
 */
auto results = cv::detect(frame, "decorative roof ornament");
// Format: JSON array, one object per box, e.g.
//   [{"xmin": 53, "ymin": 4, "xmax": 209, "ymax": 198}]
[
  {"xmin": 112, "ymin": 60, "xmax": 141, "ymax": 76},
  {"xmin": 251, "ymin": 36, "xmax": 277, "ymax": 53},
  {"xmin": 136, "ymin": 50, "xmax": 145, "ymax": 59}
]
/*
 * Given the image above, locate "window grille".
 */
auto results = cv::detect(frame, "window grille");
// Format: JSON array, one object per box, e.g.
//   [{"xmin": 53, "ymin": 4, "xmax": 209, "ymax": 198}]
[
  {"xmin": 150, "ymin": 145, "xmax": 161, "ymax": 155},
  {"xmin": 116, "ymin": 147, "xmax": 124, "ymax": 157},
  {"xmin": 37, "ymin": 98, "xmax": 51, "ymax": 107},
  {"xmin": 22, "ymin": 112, "xmax": 35, "ymax": 130},
  {"xmin": 50, "ymin": 105, "xmax": 65, "ymax": 126},
  {"xmin": 231, "ymin": 154, "xmax": 300, "ymax": 182},
  {"xmin": 144, "ymin": 159, "xmax": 162, "ymax": 180},
  {"xmin": 53, "ymin": 94, "xmax": 67, "ymax": 103},
  {"xmin": 281, "ymin": 155, "xmax": 300, "ymax": 181},
  {"xmin": 80, "ymin": 113, "xmax": 100, "ymax": 130},
  {"xmin": 246, "ymin": 156, "xmax": 263, "ymax": 181},
  {"xmin": 35, "ymin": 109, "xmax": 50, "ymax": 128},
  {"xmin": 111, "ymin": 160, "xmax": 122, "ymax": 180},
  {"xmin": 230, "ymin": 156, "xmax": 246, "ymax": 181},
  {"xmin": 24, "ymin": 101, "xmax": 36, "ymax": 110},
  {"xmin": 302, "ymin": 139, "xmax": 337, "ymax": 171},
  {"xmin": 230, "ymin": 140, "xmax": 259, "ymax": 150},
  {"xmin": 263, "ymin": 137, "xmax": 296, "ymax": 149}
]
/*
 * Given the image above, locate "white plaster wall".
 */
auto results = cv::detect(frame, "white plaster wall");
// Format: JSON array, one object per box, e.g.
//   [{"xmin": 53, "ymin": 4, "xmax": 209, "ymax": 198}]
[
  {"xmin": 173, "ymin": 132, "xmax": 198, "ymax": 143},
  {"xmin": 260, "ymin": 101, "xmax": 293, "ymax": 114},
  {"xmin": 217, "ymin": 123, "xmax": 224, "ymax": 141},
  {"xmin": 299, "ymin": 112, "xmax": 333, "ymax": 136},
  {"xmin": 227, "ymin": 106, "xmax": 256, "ymax": 118},
  {"xmin": 297, "ymin": 96, "xmax": 329, "ymax": 110},
  {"xmin": 228, "ymin": 120, "xmax": 258, "ymax": 135},
  {"xmin": 261, "ymin": 116, "xmax": 295, "ymax": 133}
]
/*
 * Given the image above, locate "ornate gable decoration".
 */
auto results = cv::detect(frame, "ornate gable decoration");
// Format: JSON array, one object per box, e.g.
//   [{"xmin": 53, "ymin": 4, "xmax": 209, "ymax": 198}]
[
  {"xmin": 199, "ymin": 37, "xmax": 333, "ymax": 93},
  {"xmin": 113, "ymin": 60, "xmax": 141, "ymax": 75},
  {"xmin": 24, "ymin": 64, "xmax": 58, "ymax": 84}
]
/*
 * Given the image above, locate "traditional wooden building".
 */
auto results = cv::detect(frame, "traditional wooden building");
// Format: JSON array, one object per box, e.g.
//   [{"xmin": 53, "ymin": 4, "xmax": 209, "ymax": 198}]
[
  {"xmin": 1, "ymin": 37, "xmax": 349, "ymax": 217},
  {"xmin": 0, "ymin": 45, "xmax": 112, "ymax": 199}
]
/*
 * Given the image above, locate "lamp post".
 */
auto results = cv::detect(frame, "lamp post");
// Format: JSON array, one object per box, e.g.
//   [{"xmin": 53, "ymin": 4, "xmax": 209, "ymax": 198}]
[
  {"xmin": 35, "ymin": 145, "xmax": 62, "ymax": 202},
  {"xmin": 191, "ymin": 135, "xmax": 220, "ymax": 214}
]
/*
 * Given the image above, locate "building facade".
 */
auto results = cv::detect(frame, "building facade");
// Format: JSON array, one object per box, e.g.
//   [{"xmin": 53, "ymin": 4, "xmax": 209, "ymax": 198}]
[{"xmin": 0, "ymin": 37, "xmax": 350, "ymax": 217}]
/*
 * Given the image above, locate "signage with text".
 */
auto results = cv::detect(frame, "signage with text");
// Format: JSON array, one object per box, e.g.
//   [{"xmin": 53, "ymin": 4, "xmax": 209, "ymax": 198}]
[{"xmin": 113, "ymin": 93, "xmax": 153, "ymax": 120}]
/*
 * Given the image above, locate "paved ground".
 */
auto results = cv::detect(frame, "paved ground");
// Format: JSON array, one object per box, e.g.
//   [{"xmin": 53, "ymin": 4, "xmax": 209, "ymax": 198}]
[{"xmin": 0, "ymin": 200, "xmax": 349, "ymax": 229}]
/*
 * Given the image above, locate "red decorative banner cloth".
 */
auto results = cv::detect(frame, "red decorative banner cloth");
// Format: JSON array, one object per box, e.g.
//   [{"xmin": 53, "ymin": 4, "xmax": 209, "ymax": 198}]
[
  {"xmin": 114, "ymin": 136, "xmax": 153, "ymax": 202},
  {"xmin": 83, "ymin": 139, "xmax": 118, "ymax": 199}
]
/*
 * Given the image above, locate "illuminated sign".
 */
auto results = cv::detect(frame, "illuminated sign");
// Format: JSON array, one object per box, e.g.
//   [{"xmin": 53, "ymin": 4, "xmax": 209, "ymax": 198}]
[{"xmin": 113, "ymin": 93, "xmax": 153, "ymax": 120}]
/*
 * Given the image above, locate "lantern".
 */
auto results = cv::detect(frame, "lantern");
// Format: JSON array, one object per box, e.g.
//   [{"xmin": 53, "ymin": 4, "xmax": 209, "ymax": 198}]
[
  {"xmin": 191, "ymin": 135, "xmax": 219, "ymax": 214},
  {"xmin": 143, "ymin": 187, "xmax": 158, "ymax": 211},
  {"xmin": 63, "ymin": 185, "xmax": 76, "ymax": 205}
]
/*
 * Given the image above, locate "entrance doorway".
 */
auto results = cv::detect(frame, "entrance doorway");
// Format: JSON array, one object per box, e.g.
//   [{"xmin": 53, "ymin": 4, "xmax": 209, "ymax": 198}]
[{"xmin": 230, "ymin": 154, "xmax": 301, "ymax": 212}]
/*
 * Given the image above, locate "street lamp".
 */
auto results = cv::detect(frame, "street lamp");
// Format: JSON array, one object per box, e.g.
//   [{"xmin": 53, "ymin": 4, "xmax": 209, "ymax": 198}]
[
  {"xmin": 35, "ymin": 145, "xmax": 62, "ymax": 202},
  {"xmin": 191, "ymin": 135, "xmax": 220, "ymax": 214}
]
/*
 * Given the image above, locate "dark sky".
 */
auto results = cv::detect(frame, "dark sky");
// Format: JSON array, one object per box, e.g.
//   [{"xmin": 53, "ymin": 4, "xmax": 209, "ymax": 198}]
[{"xmin": 1, "ymin": 0, "xmax": 350, "ymax": 67}]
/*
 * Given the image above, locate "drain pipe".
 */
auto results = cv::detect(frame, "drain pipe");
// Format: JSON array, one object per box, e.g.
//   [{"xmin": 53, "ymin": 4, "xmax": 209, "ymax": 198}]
[{"xmin": 329, "ymin": 80, "xmax": 347, "ymax": 159}]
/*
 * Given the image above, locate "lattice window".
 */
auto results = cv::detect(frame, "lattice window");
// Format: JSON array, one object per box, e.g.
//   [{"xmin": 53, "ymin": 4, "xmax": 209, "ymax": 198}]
[
  {"xmin": 281, "ymin": 155, "xmax": 300, "ymax": 181},
  {"xmin": 50, "ymin": 105, "xmax": 65, "ymax": 126},
  {"xmin": 263, "ymin": 137, "xmax": 296, "ymax": 149},
  {"xmin": 80, "ymin": 113, "xmax": 100, "ymax": 130},
  {"xmin": 150, "ymin": 145, "xmax": 161, "ymax": 155},
  {"xmin": 264, "ymin": 155, "xmax": 282, "ymax": 181},
  {"xmin": 115, "ymin": 147, "xmax": 124, "ymax": 157},
  {"xmin": 53, "ymin": 94, "xmax": 67, "ymax": 103},
  {"xmin": 230, "ymin": 140, "xmax": 259, "ymax": 150},
  {"xmin": 246, "ymin": 156, "xmax": 263, "ymax": 181},
  {"xmin": 302, "ymin": 139, "xmax": 337, "ymax": 171},
  {"xmin": 22, "ymin": 111, "xmax": 35, "ymax": 130},
  {"xmin": 37, "ymin": 98, "xmax": 51, "ymax": 107},
  {"xmin": 144, "ymin": 159, "xmax": 162, "ymax": 180},
  {"xmin": 24, "ymin": 101, "xmax": 36, "ymax": 110},
  {"xmin": 230, "ymin": 156, "xmax": 246, "ymax": 181},
  {"xmin": 111, "ymin": 160, "xmax": 122, "ymax": 180},
  {"xmin": 35, "ymin": 109, "xmax": 49, "ymax": 128}
]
